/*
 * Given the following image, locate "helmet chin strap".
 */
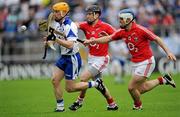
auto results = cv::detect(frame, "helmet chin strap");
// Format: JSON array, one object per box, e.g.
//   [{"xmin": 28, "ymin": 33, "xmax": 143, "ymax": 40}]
[
  {"xmin": 120, "ymin": 17, "xmax": 135, "ymax": 29},
  {"xmin": 87, "ymin": 12, "xmax": 98, "ymax": 25},
  {"xmin": 55, "ymin": 10, "xmax": 70, "ymax": 23}
]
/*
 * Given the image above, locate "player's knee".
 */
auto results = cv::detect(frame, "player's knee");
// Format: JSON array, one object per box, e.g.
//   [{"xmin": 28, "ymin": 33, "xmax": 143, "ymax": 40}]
[
  {"xmin": 51, "ymin": 77, "xmax": 59, "ymax": 87},
  {"xmin": 65, "ymin": 86, "xmax": 75, "ymax": 93},
  {"xmin": 80, "ymin": 75, "xmax": 89, "ymax": 82},
  {"xmin": 138, "ymin": 83, "xmax": 148, "ymax": 93},
  {"xmin": 80, "ymin": 78, "xmax": 86, "ymax": 82},
  {"xmin": 128, "ymin": 86, "xmax": 134, "ymax": 92}
]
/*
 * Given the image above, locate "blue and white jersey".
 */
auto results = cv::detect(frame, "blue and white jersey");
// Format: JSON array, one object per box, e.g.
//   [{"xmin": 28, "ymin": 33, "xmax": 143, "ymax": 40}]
[{"xmin": 52, "ymin": 17, "xmax": 79, "ymax": 55}]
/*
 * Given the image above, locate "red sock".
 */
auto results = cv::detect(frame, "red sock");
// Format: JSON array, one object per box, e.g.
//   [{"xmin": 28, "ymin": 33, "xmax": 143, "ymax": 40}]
[
  {"xmin": 79, "ymin": 93, "xmax": 85, "ymax": 99},
  {"xmin": 107, "ymin": 98, "xmax": 114, "ymax": 105},
  {"xmin": 77, "ymin": 96, "xmax": 84, "ymax": 102},
  {"xmin": 134, "ymin": 100, "xmax": 142, "ymax": 107},
  {"xmin": 158, "ymin": 77, "xmax": 163, "ymax": 85}
]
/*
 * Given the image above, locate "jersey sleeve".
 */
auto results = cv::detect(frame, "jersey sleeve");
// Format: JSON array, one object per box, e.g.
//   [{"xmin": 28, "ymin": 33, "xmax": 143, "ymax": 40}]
[
  {"xmin": 139, "ymin": 26, "xmax": 158, "ymax": 41},
  {"xmin": 79, "ymin": 21, "xmax": 86, "ymax": 30},
  {"xmin": 105, "ymin": 23, "xmax": 116, "ymax": 35},
  {"xmin": 64, "ymin": 22, "xmax": 78, "ymax": 41},
  {"xmin": 110, "ymin": 29, "xmax": 123, "ymax": 41}
]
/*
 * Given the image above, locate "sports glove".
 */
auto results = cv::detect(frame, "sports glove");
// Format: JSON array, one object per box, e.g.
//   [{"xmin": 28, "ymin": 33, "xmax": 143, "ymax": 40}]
[{"xmin": 47, "ymin": 33, "xmax": 56, "ymax": 41}]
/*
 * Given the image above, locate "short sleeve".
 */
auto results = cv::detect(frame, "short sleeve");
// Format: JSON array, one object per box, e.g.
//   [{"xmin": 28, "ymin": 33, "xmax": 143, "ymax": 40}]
[
  {"xmin": 64, "ymin": 22, "xmax": 78, "ymax": 41},
  {"xmin": 139, "ymin": 26, "xmax": 158, "ymax": 41},
  {"xmin": 105, "ymin": 23, "xmax": 116, "ymax": 35},
  {"xmin": 79, "ymin": 21, "xmax": 86, "ymax": 30},
  {"xmin": 110, "ymin": 29, "xmax": 123, "ymax": 41}
]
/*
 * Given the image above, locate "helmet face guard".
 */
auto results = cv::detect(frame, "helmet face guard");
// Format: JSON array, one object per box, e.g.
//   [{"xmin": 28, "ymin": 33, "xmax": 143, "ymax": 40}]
[{"xmin": 118, "ymin": 9, "xmax": 135, "ymax": 28}]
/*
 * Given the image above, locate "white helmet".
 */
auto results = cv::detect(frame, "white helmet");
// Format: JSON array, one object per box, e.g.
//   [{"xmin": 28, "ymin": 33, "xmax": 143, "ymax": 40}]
[{"xmin": 118, "ymin": 9, "xmax": 135, "ymax": 28}]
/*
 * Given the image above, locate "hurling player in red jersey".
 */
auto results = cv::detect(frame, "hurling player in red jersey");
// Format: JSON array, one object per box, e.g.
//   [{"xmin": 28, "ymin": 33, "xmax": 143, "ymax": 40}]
[
  {"xmin": 69, "ymin": 5, "xmax": 118, "ymax": 111},
  {"xmin": 84, "ymin": 9, "xmax": 176, "ymax": 110}
]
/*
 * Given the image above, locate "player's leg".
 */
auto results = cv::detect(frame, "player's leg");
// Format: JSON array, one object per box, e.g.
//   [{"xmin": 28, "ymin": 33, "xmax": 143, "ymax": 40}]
[
  {"xmin": 65, "ymin": 79, "xmax": 98, "ymax": 92},
  {"xmin": 51, "ymin": 66, "xmax": 65, "ymax": 112},
  {"xmin": 69, "ymin": 55, "xmax": 118, "ymax": 111},
  {"xmin": 128, "ymin": 56, "xmax": 156, "ymax": 110},
  {"xmin": 129, "ymin": 73, "xmax": 176, "ymax": 110},
  {"xmin": 69, "ymin": 68, "xmax": 118, "ymax": 111},
  {"xmin": 133, "ymin": 56, "xmax": 176, "ymax": 95},
  {"xmin": 94, "ymin": 73, "xmax": 118, "ymax": 110},
  {"xmin": 63, "ymin": 53, "xmax": 99, "ymax": 92},
  {"xmin": 137, "ymin": 73, "xmax": 176, "ymax": 94},
  {"xmin": 128, "ymin": 56, "xmax": 176, "ymax": 110},
  {"xmin": 53, "ymin": 54, "xmax": 82, "ymax": 112},
  {"xmin": 128, "ymin": 75, "xmax": 146, "ymax": 110},
  {"xmin": 77, "ymin": 69, "xmax": 94, "ymax": 98},
  {"xmin": 91, "ymin": 56, "xmax": 118, "ymax": 110},
  {"xmin": 85, "ymin": 64, "xmax": 118, "ymax": 110},
  {"xmin": 68, "ymin": 68, "xmax": 105, "ymax": 111}
]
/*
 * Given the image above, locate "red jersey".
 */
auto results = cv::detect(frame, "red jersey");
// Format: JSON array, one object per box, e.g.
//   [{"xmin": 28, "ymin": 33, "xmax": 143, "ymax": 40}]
[
  {"xmin": 111, "ymin": 22, "xmax": 158, "ymax": 62},
  {"xmin": 79, "ymin": 20, "xmax": 115, "ymax": 56}
]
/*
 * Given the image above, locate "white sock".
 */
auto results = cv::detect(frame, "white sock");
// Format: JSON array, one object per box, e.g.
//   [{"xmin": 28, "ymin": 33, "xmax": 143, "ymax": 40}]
[
  {"xmin": 57, "ymin": 102, "xmax": 64, "ymax": 107},
  {"xmin": 76, "ymin": 96, "xmax": 84, "ymax": 104},
  {"xmin": 163, "ymin": 78, "xmax": 167, "ymax": 84}
]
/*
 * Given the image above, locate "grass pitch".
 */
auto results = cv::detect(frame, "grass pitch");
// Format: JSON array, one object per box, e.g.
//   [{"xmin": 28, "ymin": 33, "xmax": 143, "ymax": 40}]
[{"xmin": 0, "ymin": 73, "xmax": 179, "ymax": 117}]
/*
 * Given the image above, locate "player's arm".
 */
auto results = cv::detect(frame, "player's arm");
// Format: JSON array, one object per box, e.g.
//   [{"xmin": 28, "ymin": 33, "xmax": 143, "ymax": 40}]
[
  {"xmin": 54, "ymin": 21, "xmax": 78, "ymax": 49},
  {"xmin": 84, "ymin": 28, "xmax": 121, "ymax": 45},
  {"xmin": 44, "ymin": 31, "xmax": 74, "ymax": 49},
  {"xmin": 154, "ymin": 37, "xmax": 176, "ymax": 61},
  {"xmin": 75, "ymin": 22, "xmax": 80, "ymax": 28},
  {"xmin": 141, "ymin": 26, "xmax": 176, "ymax": 61},
  {"xmin": 84, "ymin": 29, "xmax": 121, "ymax": 45},
  {"xmin": 55, "ymin": 38, "xmax": 74, "ymax": 49},
  {"xmin": 84, "ymin": 35, "xmax": 112, "ymax": 45}
]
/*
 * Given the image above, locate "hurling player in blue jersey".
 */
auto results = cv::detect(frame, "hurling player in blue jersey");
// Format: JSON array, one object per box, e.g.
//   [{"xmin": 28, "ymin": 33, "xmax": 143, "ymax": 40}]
[{"xmin": 44, "ymin": 2, "xmax": 105, "ymax": 112}]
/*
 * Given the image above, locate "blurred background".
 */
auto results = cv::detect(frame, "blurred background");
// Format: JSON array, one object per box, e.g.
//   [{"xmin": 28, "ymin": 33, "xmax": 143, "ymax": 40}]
[{"xmin": 0, "ymin": 0, "xmax": 180, "ymax": 80}]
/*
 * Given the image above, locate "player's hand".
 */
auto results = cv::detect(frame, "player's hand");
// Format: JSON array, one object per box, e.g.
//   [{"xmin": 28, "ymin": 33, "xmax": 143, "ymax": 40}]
[
  {"xmin": 84, "ymin": 37, "xmax": 96, "ymax": 46},
  {"xmin": 167, "ymin": 52, "xmax": 176, "ymax": 61},
  {"xmin": 43, "ymin": 40, "xmax": 56, "ymax": 51},
  {"xmin": 83, "ymin": 40, "xmax": 89, "ymax": 46},
  {"xmin": 47, "ymin": 33, "xmax": 56, "ymax": 41},
  {"xmin": 43, "ymin": 36, "xmax": 56, "ymax": 50},
  {"xmin": 43, "ymin": 36, "xmax": 55, "ymax": 45},
  {"xmin": 47, "ymin": 40, "xmax": 55, "ymax": 46},
  {"xmin": 83, "ymin": 39, "xmax": 93, "ymax": 46}
]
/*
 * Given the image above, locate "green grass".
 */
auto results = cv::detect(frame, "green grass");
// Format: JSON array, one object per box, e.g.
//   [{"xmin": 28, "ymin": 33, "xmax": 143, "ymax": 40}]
[{"xmin": 0, "ymin": 73, "xmax": 180, "ymax": 117}]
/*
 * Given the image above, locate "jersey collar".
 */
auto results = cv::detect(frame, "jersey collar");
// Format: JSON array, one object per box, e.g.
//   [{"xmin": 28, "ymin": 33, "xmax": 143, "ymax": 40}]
[
  {"xmin": 130, "ymin": 22, "xmax": 137, "ymax": 30},
  {"xmin": 59, "ymin": 16, "xmax": 69, "ymax": 25},
  {"xmin": 92, "ymin": 19, "xmax": 102, "ymax": 27}
]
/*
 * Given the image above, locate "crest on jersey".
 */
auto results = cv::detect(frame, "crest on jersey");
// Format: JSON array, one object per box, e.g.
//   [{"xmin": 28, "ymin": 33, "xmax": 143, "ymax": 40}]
[{"xmin": 134, "ymin": 37, "xmax": 138, "ymax": 42}]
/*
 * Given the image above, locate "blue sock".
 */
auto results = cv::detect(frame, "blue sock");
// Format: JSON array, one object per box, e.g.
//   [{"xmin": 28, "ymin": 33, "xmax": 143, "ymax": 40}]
[
  {"xmin": 88, "ymin": 82, "xmax": 92, "ymax": 88},
  {"xmin": 88, "ymin": 81, "xmax": 96, "ymax": 88}
]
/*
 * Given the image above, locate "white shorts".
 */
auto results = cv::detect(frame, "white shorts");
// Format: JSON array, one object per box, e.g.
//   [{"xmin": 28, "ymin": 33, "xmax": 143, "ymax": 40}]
[
  {"xmin": 131, "ymin": 56, "xmax": 156, "ymax": 78},
  {"xmin": 88, "ymin": 54, "xmax": 110, "ymax": 73}
]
